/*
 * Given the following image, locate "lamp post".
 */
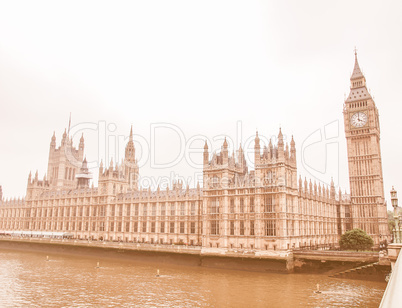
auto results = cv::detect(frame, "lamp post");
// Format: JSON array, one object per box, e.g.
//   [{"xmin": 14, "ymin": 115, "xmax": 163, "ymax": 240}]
[{"xmin": 390, "ymin": 186, "xmax": 400, "ymax": 243}]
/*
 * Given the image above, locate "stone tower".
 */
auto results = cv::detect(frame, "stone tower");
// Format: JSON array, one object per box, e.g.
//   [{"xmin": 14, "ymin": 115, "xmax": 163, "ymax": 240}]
[
  {"xmin": 76, "ymin": 157, "xmax": 92, "ymax": 189},
  {"xmin": 123, "ymin": 125, "xmax": 139, "ymax": 190},
  {"xmin": 343, "ymin": 51, "xmax": 389, "ymax": 244},
  {"xmin": 46, "ymin": 129, "xmax": 84, "ymax": 189},
  {"xmin": 98, "ymin": 127, "xmax": 139, "ymax": 196}
]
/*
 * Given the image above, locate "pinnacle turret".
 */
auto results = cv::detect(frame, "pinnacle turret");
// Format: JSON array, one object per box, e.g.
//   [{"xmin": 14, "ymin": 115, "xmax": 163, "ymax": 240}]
[
  {"xmin": 223, "ymin": 137, "xmax": 228, "ymax": 148},
  {"xmin": 99, "ymin": 160, "xmax": 104, "ymax": 174},
  {"xmin": 222, "ymin": 138, "xmax": 229, "ymax": 164},
  {"xmin": 62, "ymin": 129, "xmax": 67, "ymax": 144},
  {"xmin": 255, "ymin": 131, "xmax": 260, "ymax": 145},
  {"xmin": 203, "ymin": 140, "xmax": 209, "ymax": 165},
  {"xmin": 277, "ymin": 128, "xmax": 284, "ymax": 161},
  {"xmin": 109, "ymin": 157, "xmax": 114, "ymax": 171},
  {"xmin": 50, "ymin": 132, "xmax": 56, "ymax": 147},
  {"xmin": 79, "ymin": 133, "xmax": 84, "ymax": 152},
  {"xmin": 278, "ymin": 127, "xmax": 283, "ymax": 141},
  {"xmin": 254, "ymin": 131, "xmax": 261, "ymax": 165},
  {"xmin": 125, "ymin": 126, "xmax": 136, "ymax": 162}
]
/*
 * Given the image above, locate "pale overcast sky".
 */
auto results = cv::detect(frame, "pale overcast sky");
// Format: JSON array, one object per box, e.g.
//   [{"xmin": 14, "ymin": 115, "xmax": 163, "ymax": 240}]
[{"xmin": 0, "ymin": 1, "xmax": 401, "ymax": 209}]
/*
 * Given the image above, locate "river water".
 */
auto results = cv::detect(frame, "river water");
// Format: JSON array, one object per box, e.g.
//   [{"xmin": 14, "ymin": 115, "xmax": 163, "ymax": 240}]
[{"xmin": 0, "ymin": 249, "xmax": 386, "ymax": 307}]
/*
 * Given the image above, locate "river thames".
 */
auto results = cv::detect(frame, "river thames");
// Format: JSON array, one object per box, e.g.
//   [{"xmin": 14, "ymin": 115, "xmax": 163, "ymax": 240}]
[{"xmin": 0, "ymin": 249, "xmax": 386, "ymax": 307}]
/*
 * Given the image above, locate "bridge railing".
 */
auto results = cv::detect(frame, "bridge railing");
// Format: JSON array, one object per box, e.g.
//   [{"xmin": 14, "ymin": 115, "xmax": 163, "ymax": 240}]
[
  {"xmin": 393, "ymin": 226, "xmax": 402, "ymax": 244},
  {"xmin": 379, "ymin": 249, "xmax": 402, "ymax": 308}
]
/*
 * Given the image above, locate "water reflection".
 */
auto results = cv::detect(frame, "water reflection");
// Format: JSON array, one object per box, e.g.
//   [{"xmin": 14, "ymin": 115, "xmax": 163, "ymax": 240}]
[{"xmin": 0, "ymin": 250, "xmax": 385, "ymax": 307}]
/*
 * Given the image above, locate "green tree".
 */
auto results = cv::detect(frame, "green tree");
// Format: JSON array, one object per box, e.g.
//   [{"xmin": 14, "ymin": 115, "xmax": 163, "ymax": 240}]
[
  {"xmin": 339, "ymin": 228, "xmax": 374, "ymax": 251},
  {"xmin": 388, "ymin": 210, "xmax": 395, "ymax": 234}
]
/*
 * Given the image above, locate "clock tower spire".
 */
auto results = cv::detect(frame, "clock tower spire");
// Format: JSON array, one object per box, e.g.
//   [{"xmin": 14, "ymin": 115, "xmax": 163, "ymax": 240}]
[{"xmin": 343, "ymin": 50, "xmax": 388, "ymax": 244}]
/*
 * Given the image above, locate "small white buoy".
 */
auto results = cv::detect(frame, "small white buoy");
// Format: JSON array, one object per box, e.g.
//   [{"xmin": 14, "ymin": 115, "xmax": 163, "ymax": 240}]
[
  {"xmin": 156, "ymin": 269, "xmax": 160, "ymax": 277},
  {"xmin": 315, "ymin": 283, "xmax": 322, "ymax": 294},
  {"xmin": 46, "ymin": 256, "xmax": 49, "ymax": 262},
  {"xmin": 96, "ymin": 261, "xmax": 100, "ymax": 268}
]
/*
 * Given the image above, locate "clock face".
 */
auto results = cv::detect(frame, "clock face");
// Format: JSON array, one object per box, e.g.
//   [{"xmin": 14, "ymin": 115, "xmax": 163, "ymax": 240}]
[{"xmin": 350, "ymin": 111, "xmax": 368, "ymax": 128}]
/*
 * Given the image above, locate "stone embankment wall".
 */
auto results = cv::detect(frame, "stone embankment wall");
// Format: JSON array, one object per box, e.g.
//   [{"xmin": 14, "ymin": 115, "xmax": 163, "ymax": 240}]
[
  {"xmin": 0, "ymin": 237, "xmax": 389, "ymax": 276},
  {"xmin": 0, "ymin": 237, "xmax": 289, "ymax": 272}
]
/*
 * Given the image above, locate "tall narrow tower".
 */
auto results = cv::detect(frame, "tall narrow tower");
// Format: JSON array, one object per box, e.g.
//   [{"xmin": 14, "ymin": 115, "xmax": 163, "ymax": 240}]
[
  {"xmin": 343, "ymin": 50, "xmax": 389, "ymax": 244},
  {"xmin": 123, "ymin": 126, "xmax": 139, "ymax": 190}
]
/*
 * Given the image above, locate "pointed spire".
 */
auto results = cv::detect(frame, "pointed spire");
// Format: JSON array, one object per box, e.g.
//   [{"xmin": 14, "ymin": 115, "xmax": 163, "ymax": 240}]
[
  {"xmin": 67, "ymin": 112, "xmax": 71, "ymax": 136},
  {"xmin": 238, "ymin": 144, "xmax": 244, "ymax": 165},
  {"xmin": 347, "ymin": 48, "xmax": 369, "ymax": 98},
  {"xmin": 80, "ymin": 133, "xmax": 84, "ymax": 143},
  {"xmin": 255, "ymin": 131, "xmax": 260, "ymax": 144},
  {"xmin": 277, "ymin": 128, "xmax": 284, "ymax": 161},
  {"xmin": 51, "ymin": 131, "xmax": 56, "ymax": 142},
  {"xmin": 223, "ymin": 137, "xmax": 228, "ymax": 148},
  {"xmin": 254, "ymin": 131, "xmax": 261, "ymax": 164},
  {"xmin": 290, "ymin": 135, "xmax": 296, "ymax": 164},
  {"xmin": 82, "ymin": 156, "xmax": 88, "ymax": 168},
  {"xmin": 125, "ymin": 126, "xmax": 136, "ymax": 163},
  {"xmin": 203, "ymin": 140, "xmax": 209, "ymax": 165},
  {"xmin": 99, "ymin": 160, "xmax": 103, "ymax": 176},
  {"xmin": 222, "ymin": 137, "xmax": 229, "ymax": 164},
  {"xmin": 351, "ymin": 48, "xmax": 364, "ymax": 80},
  {"xmin": 278, "ymin": 128, "xmax": 284, "ymax": 147},
  {"xmin": 109, "ymin": 157, "xmax": 114, "ymax": 171},
  {"xmin": 62, "ymin": 128, "xmax": 67, "ymax": 143}
]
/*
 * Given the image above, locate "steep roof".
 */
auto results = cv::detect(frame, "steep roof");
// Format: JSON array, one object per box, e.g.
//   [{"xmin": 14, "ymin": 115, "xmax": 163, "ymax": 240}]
[{"xmin": 351, "ymin": 51, "xmax": 364, "ymax": 80}]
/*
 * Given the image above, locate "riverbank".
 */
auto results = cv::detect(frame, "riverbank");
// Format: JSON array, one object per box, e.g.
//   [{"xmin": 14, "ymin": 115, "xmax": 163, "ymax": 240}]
[
  {"xmin": 0, "ymin": 237, "xmax": 290, "ymax": 273},
  {"xmin": 0, "ymin": 237, "xmax": 390, "ymax": 278}
]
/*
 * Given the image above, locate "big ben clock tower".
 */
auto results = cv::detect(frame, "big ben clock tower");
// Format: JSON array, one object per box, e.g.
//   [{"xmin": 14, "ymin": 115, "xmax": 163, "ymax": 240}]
[{"xmin": 343, "ymin": 50, "xmax": 389, "ymax": 244}]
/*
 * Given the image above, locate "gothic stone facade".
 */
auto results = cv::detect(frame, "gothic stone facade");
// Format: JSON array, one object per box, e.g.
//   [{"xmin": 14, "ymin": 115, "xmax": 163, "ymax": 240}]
[{"xmin": 0, "ymin": 54, "xmax": 389, "ymax": 250}]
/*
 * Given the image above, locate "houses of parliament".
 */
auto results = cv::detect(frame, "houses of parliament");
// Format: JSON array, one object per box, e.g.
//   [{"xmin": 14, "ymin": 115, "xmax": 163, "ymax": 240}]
[{"xmin": 0, "ymin": 53, "xmax": 390, "ymax": 251}]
